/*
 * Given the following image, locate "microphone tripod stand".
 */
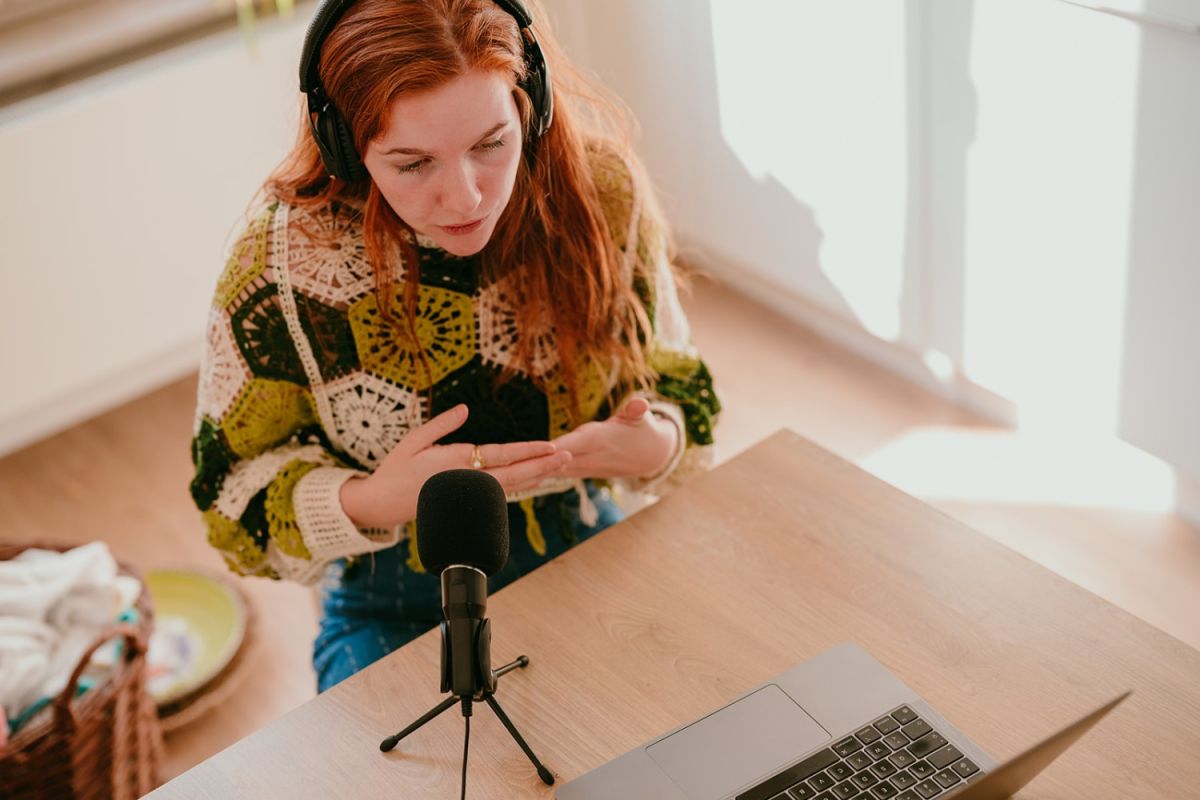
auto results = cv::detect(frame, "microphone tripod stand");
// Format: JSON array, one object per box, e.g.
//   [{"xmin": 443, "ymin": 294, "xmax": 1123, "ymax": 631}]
[{"xmin": 379, "ymin": 654, "xmax": 554, "ymax": 798}]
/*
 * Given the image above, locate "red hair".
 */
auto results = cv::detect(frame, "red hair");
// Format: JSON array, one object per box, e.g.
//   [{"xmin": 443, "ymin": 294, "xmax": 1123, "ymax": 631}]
[{"xmin": 264, "ymin": 0, "xmax": 661, "ymax": 413}]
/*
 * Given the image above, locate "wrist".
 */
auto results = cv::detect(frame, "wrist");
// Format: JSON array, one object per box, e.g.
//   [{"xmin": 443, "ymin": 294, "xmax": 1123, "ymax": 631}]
[
  {"xmin": 340, "ymin": 474, "xmax": 389, "ymax": 529},
  {"xmin": 646, "ymin": 410, "xmax": 681, "ymax": 478}
]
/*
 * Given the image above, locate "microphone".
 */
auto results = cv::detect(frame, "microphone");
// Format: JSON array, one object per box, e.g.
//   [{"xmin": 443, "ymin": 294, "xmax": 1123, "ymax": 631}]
[
  {"xmin": 416, "ymin": 469, "xmax": 510, "ymax": 700},
  {"xmin": 379, "ymin": 468, "xmax": 554, "ymax": 788}
]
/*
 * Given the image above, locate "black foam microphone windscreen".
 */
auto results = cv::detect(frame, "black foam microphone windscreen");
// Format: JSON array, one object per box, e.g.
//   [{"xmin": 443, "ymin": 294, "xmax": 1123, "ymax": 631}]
[{"xmin": 416, "ymin": 469, "xmax": 510, "ymax": 576}]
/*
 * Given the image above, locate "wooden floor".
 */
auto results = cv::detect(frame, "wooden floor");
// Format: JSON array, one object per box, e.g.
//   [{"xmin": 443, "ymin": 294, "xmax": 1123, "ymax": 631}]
[{"xmin": 1, "ymin": 274, "xmax": 1197, "ymax": 782}]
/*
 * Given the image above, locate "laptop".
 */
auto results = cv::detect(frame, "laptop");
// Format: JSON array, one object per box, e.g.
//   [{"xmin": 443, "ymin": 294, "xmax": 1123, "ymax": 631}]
[{"xmin": 558, "ymin": 642, "xmax": 1129, "ymax": 800}]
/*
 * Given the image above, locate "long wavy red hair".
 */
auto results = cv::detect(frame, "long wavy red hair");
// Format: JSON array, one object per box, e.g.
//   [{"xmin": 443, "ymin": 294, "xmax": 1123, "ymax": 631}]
[{"xmin": 264, "ymin": 0, "xmax": 663, "ymax": 412}]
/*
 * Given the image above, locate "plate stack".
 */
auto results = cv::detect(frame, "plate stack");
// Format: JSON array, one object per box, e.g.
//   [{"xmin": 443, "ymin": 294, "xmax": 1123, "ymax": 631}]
[{"xmin": 142, "ymin": 569, "xmax": 253, "ymax": 731}]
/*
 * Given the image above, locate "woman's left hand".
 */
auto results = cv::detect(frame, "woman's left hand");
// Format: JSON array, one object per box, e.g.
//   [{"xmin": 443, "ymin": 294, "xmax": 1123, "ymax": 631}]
[{"xmin": 551, "ymin": 397, "xmax": 679, "ymax": 480}]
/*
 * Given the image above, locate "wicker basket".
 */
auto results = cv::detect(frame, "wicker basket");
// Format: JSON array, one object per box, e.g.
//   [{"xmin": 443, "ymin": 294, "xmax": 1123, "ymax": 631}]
[{"xmin": 0, "ymin": 542, "xmax": 164, "ymax": 799}]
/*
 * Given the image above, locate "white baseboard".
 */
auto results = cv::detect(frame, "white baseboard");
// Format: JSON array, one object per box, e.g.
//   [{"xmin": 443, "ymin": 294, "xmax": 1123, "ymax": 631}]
[
  {"xmin": 686, "ymin": 246, "xmax": 1200, "ymax": 532},
  {"xmin": 0, "ymin": 339, "xmax": 201, "ymax": 458},
  {"xmin": 1177, "ymin": 474, "xmax": 1200, "ymax": 530},
  {"xmin": 685, "ymin": 243, "xmax": 1017, "ymax": 428}
]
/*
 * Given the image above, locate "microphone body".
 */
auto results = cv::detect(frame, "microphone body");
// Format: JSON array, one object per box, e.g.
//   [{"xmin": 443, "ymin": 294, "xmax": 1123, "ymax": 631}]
[{"xmin": 439, "ymin": 565, "xmax": 495, "ymax": 697}]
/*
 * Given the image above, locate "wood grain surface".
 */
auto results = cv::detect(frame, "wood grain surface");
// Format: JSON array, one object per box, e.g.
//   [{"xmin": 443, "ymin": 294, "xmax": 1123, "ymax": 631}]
[{"xmin": 144, "ymin": 430, "xmax": 1200, "ymax": 798}]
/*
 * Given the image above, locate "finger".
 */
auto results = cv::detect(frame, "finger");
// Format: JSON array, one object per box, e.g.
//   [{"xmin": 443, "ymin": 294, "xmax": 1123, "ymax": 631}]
[
  {"xmin": 618, "ymin": 396, "xmax": 650, "ymax": 421},
  {"xmin": 480, "ymin": 440, "xmax": 557, "ymax": 467},
  {"xmin": 551, "ymin": 422, "xmax": 602, "ymax": 454},
  {"xmin": 508, "ymin": 471, "xmax": 572, "ymax": 494},
  {"xmin": 398, "ymin": 405, "xmax": 468, "ymax": 454},
  {"xmin": 488, "ymin": 451, "xmax": 572, "ymax": 490}
]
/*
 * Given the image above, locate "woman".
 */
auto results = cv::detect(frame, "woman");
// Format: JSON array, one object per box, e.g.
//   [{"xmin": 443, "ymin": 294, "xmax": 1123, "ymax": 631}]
[{"xmin": 190, "ymin": 0, "xmax": 720, "ymax": 691}]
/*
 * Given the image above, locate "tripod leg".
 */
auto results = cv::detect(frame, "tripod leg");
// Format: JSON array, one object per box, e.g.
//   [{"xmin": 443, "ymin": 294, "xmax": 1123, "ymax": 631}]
[
  {"xmin": 380, "ymin": 694, "xmax": 460, "ymax": 752},
  {"xmin": 483, "ymin": 694, "xmax": 555, "ymax": 785},
  {"xmin": 492, "ymin": 654, "xmax": 530, "ymax": 680}
]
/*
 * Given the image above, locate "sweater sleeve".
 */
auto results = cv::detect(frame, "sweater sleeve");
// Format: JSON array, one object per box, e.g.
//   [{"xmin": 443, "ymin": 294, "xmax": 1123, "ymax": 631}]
[
  {"xmin": 588, "ymin": 147, "xmax": 722, "ymax": 495},
  {"xmin": 190, "ymin": 203, "xmax": 399, "ymax": 585}
]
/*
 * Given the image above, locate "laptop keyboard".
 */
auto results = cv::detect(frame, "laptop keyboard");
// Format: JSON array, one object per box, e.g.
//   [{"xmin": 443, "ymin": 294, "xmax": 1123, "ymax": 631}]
[{"xmin": 735, "ymin": 705, "xmax": 985, "ymax": 800}]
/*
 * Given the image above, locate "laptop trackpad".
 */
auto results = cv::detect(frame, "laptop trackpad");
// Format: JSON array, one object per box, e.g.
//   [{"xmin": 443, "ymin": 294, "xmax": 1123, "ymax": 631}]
[{"xmin": 646, "ymin": 684, "xmax": 830, "ymax": 800}]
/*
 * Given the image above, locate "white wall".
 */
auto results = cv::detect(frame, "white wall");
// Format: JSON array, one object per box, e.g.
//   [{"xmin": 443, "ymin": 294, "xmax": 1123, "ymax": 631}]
[
  {"xmin": 0, "ymin": 13, "xmax": 307, "ymax": 455},
  {"xmin": 2, "ymin": 1, "xmax": 1196, "ymax": 527},
  {"xmin": 546, "ymin": 0, "xmax": 1200, "ymax": 522}
]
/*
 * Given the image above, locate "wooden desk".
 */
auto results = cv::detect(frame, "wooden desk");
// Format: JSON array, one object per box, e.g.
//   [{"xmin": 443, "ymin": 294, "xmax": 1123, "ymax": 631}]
[{"xmin": 147, "ymin": 430, "xmax": 1200, "ymax": 798}]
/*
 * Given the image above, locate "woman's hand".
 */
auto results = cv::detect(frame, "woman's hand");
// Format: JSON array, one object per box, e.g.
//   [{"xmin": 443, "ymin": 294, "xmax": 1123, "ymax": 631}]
[
  {"xmin": 552, "ymin": 397, "xmax": 679, "ymax": 481},
  {"xmin": 339, "ymin": 404, "xmax": 572, "ymax": 529}
]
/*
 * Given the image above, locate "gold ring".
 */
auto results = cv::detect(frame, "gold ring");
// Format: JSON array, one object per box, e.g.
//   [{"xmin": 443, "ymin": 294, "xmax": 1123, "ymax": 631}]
[{"xmin": 469, "ymin": 445, "xmax": 486, "ymax": 470}]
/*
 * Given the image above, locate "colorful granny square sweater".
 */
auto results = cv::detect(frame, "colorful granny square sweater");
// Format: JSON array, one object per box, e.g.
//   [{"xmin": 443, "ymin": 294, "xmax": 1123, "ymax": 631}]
[{"xmin": 190, "ymin": 149, "xmax": 720, "ymax": 584}]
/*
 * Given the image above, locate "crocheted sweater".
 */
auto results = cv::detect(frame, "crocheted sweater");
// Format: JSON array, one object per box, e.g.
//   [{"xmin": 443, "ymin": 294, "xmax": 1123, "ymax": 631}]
[{"xmin": 189, "ymin": 149, "xmax": 720, "ymax": 585}]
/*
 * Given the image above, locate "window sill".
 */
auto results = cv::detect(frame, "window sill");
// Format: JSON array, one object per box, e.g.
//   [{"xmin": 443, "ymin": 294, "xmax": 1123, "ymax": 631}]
[{"xmin": 0, "ymin": 0, "xmax": 311, "ymax": 108}]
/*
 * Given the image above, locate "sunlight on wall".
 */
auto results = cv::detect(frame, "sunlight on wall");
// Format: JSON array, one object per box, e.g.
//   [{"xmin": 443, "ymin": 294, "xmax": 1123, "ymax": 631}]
[
  {"xmin": 707, "ymin": 0, "xmax": 911, "ymax": 342},
  {"xmin": 860, "ymin": 426, "xmax": 1176, "ymax": 513},
  {"xmin": 960, "ymin": 0, "xmax": 1140, "ymax": 434}
]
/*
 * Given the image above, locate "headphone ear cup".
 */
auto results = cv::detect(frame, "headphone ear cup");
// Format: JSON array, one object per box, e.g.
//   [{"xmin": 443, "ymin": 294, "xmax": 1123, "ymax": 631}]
[
  {"xmin": 315, "ymin": 104, "xmax": 366, "ymax": 183},
  {"xmin": 523, "ymin": 74, "xmax": 545, "ymax": 137},
  {"xmin": 521, "ymin": 40, "xmax": 553, "ymax": 141},
  {"xmin": 330, "ymin": 111, "xmax": 366, "ymax": 182}
]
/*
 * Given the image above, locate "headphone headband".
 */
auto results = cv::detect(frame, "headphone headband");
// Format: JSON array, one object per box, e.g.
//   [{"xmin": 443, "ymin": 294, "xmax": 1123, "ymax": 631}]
[
  {"xmin": 298, "ymin": 0, "xmax": 354, "ymax": 95},
  {"xmin": 299, "ymin": 0, "xmax": 553, "ymax": 182}
]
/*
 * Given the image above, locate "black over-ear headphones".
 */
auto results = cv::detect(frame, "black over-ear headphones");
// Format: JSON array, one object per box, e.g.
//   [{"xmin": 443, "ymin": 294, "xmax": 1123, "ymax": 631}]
[{"xmin": 299, "ymin": 0, "xmax": 554, "ymax": 183}]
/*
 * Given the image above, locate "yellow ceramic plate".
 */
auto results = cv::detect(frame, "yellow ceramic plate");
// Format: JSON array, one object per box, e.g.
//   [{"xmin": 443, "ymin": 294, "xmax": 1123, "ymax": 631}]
[{"xmin": 144, "ymin": 569, "xmax": 247, "ymax": 707}]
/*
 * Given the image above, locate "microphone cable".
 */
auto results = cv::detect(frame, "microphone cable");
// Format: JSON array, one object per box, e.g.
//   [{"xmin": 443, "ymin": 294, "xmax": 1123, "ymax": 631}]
[
  {"xmin": 460, "ymin": 694, "xmax": 474, "ymax": 800},
  {"xmin": 460, "ymin": 713, "xmax": 470, "ymax": 800}
]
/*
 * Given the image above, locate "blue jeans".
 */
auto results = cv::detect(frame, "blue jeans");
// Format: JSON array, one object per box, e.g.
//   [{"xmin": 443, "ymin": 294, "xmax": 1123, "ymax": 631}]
[{"xmin": 313, "ymin": 482, "xmax": 623, "ymax": 692}]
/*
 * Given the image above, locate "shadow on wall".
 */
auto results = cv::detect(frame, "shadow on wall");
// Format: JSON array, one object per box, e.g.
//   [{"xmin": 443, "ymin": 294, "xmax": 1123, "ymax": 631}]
[
  {"xmin": 558, "ymin": 0, "xmax": 979, "ymax": 363},
  {"xmin": 560, "ymin": 0, "xmax": 831, "ymax": 313},
  {"xmin": 920, "ymin": 0, "xmax": 976, "ymax": 368},
  {"xmin": 1117, "ymin": 0, "xmax": 1200, "ymax": 482}
]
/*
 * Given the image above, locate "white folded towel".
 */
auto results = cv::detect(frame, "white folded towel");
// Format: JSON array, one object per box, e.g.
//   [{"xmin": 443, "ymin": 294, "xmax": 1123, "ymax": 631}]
[{"xmin": 0, "ymin": 542, "xmax": 141, "ymax": 723}]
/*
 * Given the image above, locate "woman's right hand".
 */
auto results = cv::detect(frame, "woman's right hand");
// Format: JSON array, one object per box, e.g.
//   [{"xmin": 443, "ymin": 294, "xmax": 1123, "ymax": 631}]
[{"xmin": 339, "ymin": 404, "xmax": 572, "ymax": 529}]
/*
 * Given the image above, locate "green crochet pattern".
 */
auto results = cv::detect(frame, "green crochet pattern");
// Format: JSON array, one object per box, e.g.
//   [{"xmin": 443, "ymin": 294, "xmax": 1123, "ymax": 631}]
[
  {"xmin": 652, "ymin": 356, "xmax": 719, "ymax": 445},
  {"xmin": 215, "ymin": 205, "xmax": 272, "ymax": 309},
  {"xmin": 204, "ymin": 509, "xmax": 273, "ymax": 577},
  {"xmin": 265, "ymin": 459, "xmax": 321, "ymax": 559},
  {"xmin": 348, "ymin": 285, "xmax": 476, "ymax": 389},
  {"xmin": 295, "ymin": 292, "xmax": 361, "ymax": 380},
  {"xmin": 231, "ymin": 283, "xmax": 308, "ymax": 384},
  {"xmin": 190, "ymin": 416, "xmax": 232, "ymax": 511},
  {"xmin": 223, "ymin": 379, "xmax": 317, "ymax": 459},
  {"xmin": 546, "ymin": 356, "xmax": 609, "ymax": 437}
]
